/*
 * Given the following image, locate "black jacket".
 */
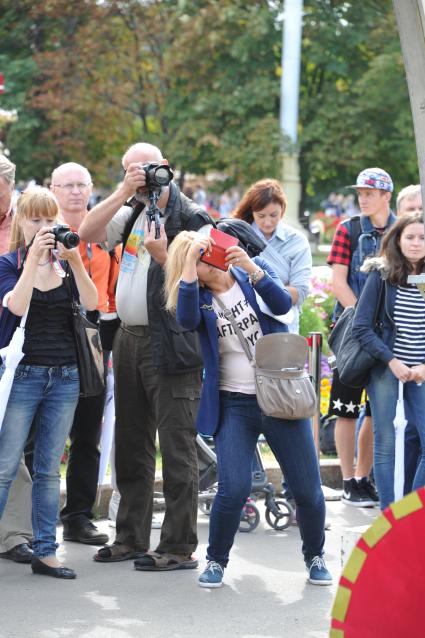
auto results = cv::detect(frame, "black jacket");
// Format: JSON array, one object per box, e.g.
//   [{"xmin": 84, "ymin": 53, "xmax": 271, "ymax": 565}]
[{"xmin": 124, "ymin": 182, "xmax": 213, "ymax": 374}]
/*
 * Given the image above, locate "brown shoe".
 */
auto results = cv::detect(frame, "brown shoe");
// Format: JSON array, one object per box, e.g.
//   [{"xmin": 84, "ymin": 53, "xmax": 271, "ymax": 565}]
[
  {"xmin": 94, "ymin": 542, "xmax": 145, "ymax": 562},
  {"xmin": 134, "ymin": 551, "xmax": 198, "ymax": 571}
]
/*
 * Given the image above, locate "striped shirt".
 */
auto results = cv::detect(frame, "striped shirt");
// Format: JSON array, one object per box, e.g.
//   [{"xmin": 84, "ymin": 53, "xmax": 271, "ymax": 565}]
[{"xmin": 393, "ymin": 284, "xmax": 425, "ymax": 366}]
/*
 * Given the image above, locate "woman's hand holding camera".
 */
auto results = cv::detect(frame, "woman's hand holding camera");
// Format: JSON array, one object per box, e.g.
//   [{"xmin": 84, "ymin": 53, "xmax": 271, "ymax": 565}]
[
  {"xmin": 188, "ymin": 235, "xmax": 215, "ymax": 263},
  {"xmin": 55, "ymin": 243, "xmax": 80, "ymax": 265},
  {"xmin": 225, "ymin": 245, "xmax": 260, "ymax": 276},
  {"xmin": 28, "ymin": 227, "xmax": 55, "ymax": 262}
]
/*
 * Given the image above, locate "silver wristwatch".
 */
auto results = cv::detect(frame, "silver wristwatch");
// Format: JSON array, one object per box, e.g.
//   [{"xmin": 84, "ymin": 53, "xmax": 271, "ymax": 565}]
[{"xmin": 248, "ymin": 269, "xmax": 265, "ymax": 286}]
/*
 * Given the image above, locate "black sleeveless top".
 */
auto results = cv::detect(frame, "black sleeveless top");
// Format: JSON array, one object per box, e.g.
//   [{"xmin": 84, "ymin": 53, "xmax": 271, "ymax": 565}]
[{"xmin": 21, "ymin": 283, "xmax": 77, "ymax": 366}]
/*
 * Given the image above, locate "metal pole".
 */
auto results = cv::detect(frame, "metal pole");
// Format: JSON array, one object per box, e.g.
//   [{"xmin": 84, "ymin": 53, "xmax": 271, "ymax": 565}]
[
  {"xmin": 280, "ymin": 0, "xmax": 303, "ymax": 145},
  {"xmin": 280, "ymin": 0, "xmax": 305, "ymax": 232},
  {"xmin": 308, "ymin": 331, "xmax": 322, "ymax": 454}
]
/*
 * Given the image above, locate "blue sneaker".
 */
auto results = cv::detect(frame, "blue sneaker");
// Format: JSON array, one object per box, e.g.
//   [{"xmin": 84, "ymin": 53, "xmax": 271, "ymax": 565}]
[
  {"xmin": 306, "ymin": 556, "xmax": 332, "ymax": 586},
  {"xmin": 198, "ymin": 561, "xmax": 224, "ymax": 588}
]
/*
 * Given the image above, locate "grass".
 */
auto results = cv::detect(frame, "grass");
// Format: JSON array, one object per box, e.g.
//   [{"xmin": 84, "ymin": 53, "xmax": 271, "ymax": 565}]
[{"xmin": 60, "ymin": 446, "xmax": 163, "ymax": 479}]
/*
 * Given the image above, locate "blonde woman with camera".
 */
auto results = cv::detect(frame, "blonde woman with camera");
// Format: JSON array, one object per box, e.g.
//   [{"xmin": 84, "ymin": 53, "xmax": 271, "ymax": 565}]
[
  {"xmin": 0, "ymin": 187, "xmax": 97, "ymax": 579},
  {"xmin": 164, "ymin": 231, "xmax": 331, "ymax": 589}
]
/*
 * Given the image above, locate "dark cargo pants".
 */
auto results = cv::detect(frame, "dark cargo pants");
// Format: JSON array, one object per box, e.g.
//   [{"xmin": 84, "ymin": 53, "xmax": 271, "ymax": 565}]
[{"xmin": 113, "ymin": 324, "xmax": 200, "ymax": 554}]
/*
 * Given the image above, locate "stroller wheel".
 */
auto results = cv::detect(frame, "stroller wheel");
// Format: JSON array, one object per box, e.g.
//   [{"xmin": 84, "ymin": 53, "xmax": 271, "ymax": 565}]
[
  {"xmin": 265, "ymin": 499, "xmax": 294, "ymax": 531},
  {"xmin": 199, "ymin": 498, "xmax": 214, "ymax": 516},
  {"xmin": 239, "ymin": 500, "xmax": 260, "ymax": 533}
]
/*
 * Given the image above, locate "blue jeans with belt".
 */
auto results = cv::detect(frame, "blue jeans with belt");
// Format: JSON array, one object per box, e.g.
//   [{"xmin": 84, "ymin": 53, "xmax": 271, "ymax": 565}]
[
  {"xmin": 207, "ymin": 392, "xmax": 326, "ymax": 566},
  {"xmin": 368, "ymin": 365, "xmax": 425, "ymax": 510},
  {"xmin": 0, "ymin": 364, "xmax": 79, "ymax": 557}
]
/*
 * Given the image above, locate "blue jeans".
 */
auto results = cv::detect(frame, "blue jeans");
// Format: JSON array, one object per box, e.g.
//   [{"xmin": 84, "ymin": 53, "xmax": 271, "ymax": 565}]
[
  {"xmin": 0, "ymin": 364, "xmax": 79, "ymax": 557},
  {"xmin": 368, "ymin": 366, "xmax": 425, "ymax": 510},
  {"xmin": 208, "ymin": 392, "xmax": 326, "ymax": 566}
]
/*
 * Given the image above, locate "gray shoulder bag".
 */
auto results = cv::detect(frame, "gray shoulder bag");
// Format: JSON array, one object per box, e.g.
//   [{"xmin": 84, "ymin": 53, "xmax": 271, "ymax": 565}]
[{"xmin": 213, "ymin": 296, "xmax": 316, "ymax": 420}]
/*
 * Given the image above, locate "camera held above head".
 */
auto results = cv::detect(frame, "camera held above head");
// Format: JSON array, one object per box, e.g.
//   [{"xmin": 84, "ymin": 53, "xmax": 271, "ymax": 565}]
[
  {"xmin": 143, "ymin": 162, "xmax": 174, "ymax": 193},
  {"xmin": 142, "ymin": 163, "xmax": 174, "ymax": 240},
  {"xmin": 52, "ymin": 224, "xmax": 80, "ymax": 249}
]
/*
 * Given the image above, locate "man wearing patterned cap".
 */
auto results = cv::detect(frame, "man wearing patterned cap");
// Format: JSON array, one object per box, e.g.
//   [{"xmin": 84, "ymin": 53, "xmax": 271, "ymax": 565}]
[{"xmin": 327, "ymin": 168, "xmax": 396, "ymax": 507}]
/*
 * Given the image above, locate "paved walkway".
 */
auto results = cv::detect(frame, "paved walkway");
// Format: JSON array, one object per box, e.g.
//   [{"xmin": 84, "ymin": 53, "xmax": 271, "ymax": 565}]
[{"xmin": 0, "ymin": 501, "xmax": 378, "ymax": 638}]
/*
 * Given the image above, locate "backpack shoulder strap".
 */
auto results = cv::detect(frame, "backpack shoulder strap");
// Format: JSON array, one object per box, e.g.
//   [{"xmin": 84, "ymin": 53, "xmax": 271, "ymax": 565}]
[
  {"xmin": 121, "ymin": 202, "xmax": 145, "ymax": 252},
  {"xmin": 346, "ymin": 216, "xmax": 362, "ymax": 257}
]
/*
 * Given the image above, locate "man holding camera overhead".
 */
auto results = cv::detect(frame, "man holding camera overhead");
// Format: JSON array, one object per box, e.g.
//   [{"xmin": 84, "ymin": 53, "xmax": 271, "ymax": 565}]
[{"xmin": 79, "ymin": 143, "xmax": 213, "ymax": 570}]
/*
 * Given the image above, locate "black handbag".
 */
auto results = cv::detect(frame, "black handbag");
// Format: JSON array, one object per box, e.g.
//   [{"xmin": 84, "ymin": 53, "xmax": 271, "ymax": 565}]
[
  {"xmin": 65, "ymin": 272, "xmax": 105, "ymax": 398},
  {"xmin": 328, "ymin": 280, "xmax": 385, "ymax": 388}
]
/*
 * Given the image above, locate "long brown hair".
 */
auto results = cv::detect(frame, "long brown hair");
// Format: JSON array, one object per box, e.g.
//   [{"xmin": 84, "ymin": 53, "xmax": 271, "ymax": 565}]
[
  {"xmin": 9, "ymin": 187, "xmax": 59, "ymax": 252},
  {"xmin": 232, "ymin": 179, "xmax": 287, "ymax": 224},
  {"xmin": 379, "ymin": 212, "xmax": 425, "ymax": 284}
]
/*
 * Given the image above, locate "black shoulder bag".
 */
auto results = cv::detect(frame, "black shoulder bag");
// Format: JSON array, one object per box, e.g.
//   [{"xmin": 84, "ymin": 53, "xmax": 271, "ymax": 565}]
[
  {"xmin": 64, "ymin": 271, "xmax": 105, "ymax": 398},
  {"xmin": 328, "ymin": 279, "xmax": 385, "ymax": 388}
]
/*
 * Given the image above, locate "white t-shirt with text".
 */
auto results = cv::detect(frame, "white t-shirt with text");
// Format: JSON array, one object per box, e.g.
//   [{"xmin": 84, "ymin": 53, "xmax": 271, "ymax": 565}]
[{"xmin": 212, "ymin": 281, "xmax": 263, "ymax": 394}]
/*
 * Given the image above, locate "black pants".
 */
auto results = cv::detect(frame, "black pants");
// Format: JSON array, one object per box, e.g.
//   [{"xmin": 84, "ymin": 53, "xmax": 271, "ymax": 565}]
[
  {"xmin": 113, "ymin": 324, "xmax": 200, "ymax": 554},
  {"xmin": 60, "ymin": 391, "xmax": 105, "ymax": 525}
]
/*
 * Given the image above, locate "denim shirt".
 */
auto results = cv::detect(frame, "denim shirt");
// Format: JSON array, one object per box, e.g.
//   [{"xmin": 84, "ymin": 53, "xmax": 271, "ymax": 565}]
[
  {"xmin": 252, "ymin": 221, "xmax": 312, "ymax": 333},
  {"xmin": 333, "ymin": 212, "xmax": 396, "ymax": 320}
]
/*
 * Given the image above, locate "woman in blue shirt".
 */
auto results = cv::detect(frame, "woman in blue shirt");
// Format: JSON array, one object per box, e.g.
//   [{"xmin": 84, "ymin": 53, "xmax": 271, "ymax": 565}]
[
  {"xmin": 164, "ymin": 230, "xmax": 330, "ymax": 589},
  {"xmin": 232, "ymin": 179, "xmax": 312, "ymax": 334}
]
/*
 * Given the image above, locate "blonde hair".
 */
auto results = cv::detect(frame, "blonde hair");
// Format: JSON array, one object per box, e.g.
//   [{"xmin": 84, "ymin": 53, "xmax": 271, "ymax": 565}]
[
  {"xmin": 9, "ymin": 187, "xmax": 60, "ymax": 252},
  {"xmin": 164, "ymin": 230, "xmax": 200, "ymax": 313}
]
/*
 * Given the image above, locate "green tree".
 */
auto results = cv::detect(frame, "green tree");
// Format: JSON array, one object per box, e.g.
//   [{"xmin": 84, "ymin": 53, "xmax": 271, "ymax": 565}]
[{"xmin": 299, "ymin": 0, "xmax": 416, "ymax": 206}]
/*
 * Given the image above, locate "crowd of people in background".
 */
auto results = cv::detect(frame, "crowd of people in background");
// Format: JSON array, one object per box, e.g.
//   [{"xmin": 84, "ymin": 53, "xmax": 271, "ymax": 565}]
[{"xmin": 0, "ymin": 147, "xmax": 424, "ymax": 590}]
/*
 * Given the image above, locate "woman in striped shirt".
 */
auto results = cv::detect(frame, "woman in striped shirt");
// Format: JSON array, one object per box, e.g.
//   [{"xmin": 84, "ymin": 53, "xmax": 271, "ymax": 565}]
[{"xmin": 352, "ymin": 212, "xmax": 425, "ymax": 509}]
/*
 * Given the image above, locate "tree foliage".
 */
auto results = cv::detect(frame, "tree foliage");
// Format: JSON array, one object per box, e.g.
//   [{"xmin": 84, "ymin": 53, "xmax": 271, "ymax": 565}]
[{"xmin": 0, "ymin": 0, "xmax": 418, "ymax": 203}]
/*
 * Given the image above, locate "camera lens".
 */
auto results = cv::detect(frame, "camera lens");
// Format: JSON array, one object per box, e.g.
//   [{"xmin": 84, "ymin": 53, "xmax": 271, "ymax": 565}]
[
  {"xmin": 154, "ymin": 166, "xmax": 173, "ymax": 185},
  {"xmin": 64, "ymin": 232, "xmax": 80, "ymax": 249}
]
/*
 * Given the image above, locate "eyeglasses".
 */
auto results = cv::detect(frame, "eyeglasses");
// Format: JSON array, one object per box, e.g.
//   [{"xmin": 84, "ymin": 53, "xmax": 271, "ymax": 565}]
[{"xmin": 52, "ymin": 182, "xmax": 92, "ymax": 191}]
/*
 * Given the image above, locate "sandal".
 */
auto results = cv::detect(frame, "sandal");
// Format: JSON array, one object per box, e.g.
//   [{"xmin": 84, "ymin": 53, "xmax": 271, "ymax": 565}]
[
  {"xmin": 94, "ymin": 542, "xmax": 145, "ymax": 563},
  {"xmin": 134, "ymin": 550, "xmax": 198, "ymax": 571}
]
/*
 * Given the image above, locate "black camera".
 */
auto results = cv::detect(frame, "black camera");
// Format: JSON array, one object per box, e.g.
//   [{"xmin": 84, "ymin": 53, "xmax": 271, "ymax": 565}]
[
  {"xmin": 143, "ymin": 162, "xmax": 174, "ymax": 192},
  {"xmin": 52, "ymin": 224, "xmax": 80, "ymax": 249}
]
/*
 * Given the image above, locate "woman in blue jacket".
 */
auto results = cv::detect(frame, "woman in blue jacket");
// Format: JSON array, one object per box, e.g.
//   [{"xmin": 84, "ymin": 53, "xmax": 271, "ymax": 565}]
[
  {"xmin": 164, "ymin": 231, "xmax": 330, "ymax": 589},
  {"xmin": 352, "ymin": 212, "xmax": 425, "ymax": 510}
]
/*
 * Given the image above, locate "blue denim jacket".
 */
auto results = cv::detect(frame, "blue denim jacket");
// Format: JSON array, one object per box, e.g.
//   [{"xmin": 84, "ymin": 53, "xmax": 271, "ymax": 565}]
[
  {"xmin": 333, "ymin": 212, "xmax": 396, "ymax": 320},
  {"xmin": 351, "ymin": 266, "xmax": 398, "ymax": 366}
]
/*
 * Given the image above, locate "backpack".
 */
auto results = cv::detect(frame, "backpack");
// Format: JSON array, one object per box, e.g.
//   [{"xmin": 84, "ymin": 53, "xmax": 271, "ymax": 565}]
[{"xmin": 216, "ymin": 218, "xmax": 266, "ymax": 258}]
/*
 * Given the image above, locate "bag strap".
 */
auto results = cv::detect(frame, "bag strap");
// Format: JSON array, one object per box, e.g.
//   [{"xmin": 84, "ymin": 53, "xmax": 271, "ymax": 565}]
[
  {"xmin": 372, "ymin": 278, "xmax": 385, "ymax": 329},
  {"xmin": 213, "ymin": 295, "xmax": 256, "ymax": 366}
]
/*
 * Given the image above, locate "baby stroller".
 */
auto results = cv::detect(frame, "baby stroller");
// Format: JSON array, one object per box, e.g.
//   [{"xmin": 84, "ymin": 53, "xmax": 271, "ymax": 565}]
[{"xmin": 196, "ymin": 434, "xmax": 295, "ymax": 532}]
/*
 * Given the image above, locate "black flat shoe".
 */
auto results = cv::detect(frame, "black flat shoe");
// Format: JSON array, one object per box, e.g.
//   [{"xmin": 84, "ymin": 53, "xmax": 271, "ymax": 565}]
[
  {"xmin": 0, "ymin": 543, "xmax": 33, "ymax": 564},
  {"xmin": 31, "ymin": 557, "xmax": 76, "ymax": 579}
]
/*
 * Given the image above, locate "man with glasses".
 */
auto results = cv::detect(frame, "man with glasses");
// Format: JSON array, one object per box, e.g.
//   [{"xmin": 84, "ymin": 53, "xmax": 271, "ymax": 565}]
[
  {"xmin": 328, "ymin": 168, "xmax": 396, "ymax": 507},
  {"xmin": 50, "ymin": 162, "xmax": 120, "ymax": 545}
]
